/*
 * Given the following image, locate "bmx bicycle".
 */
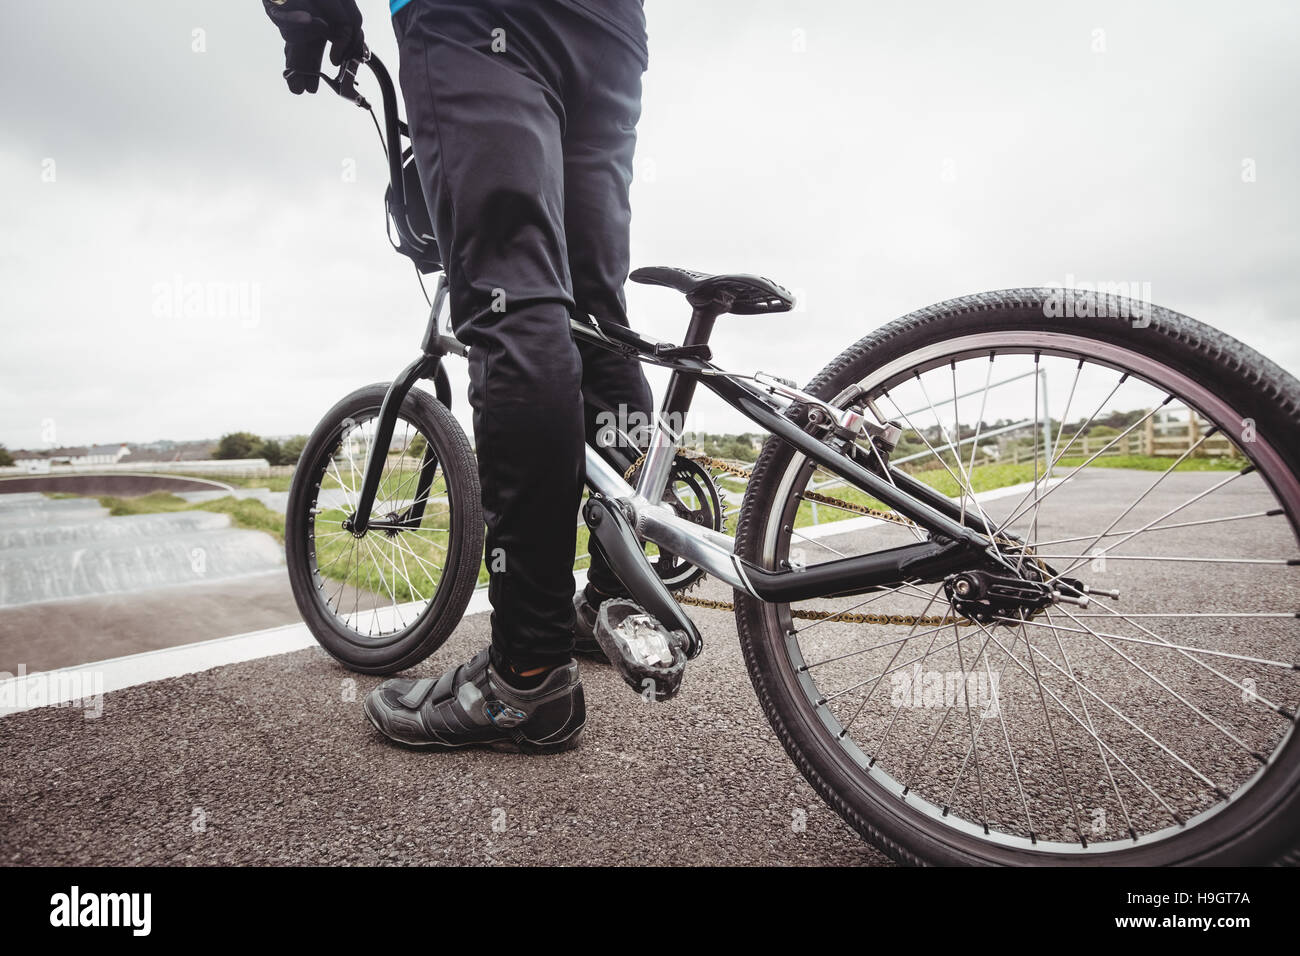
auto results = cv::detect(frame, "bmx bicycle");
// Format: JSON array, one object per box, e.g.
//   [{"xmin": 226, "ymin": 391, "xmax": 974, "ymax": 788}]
[{"xmin": 279, "ymin": 53, "xmax": 1300, "ymax": 865}]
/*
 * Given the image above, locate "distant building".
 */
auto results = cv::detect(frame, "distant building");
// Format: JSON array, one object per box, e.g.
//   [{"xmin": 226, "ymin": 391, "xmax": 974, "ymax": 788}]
[
  {"xmin": 15, "ymin": 444, "xmax": 132, "ymax": 470},
  {"xmin": 72, "ymin": 444, "xmax": 132, "ymax": 466}
]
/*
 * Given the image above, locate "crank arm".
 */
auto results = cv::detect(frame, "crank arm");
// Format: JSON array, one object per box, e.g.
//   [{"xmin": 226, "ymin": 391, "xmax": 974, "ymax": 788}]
[{"xmin": 583, "ymin": 494, "xmax": 704, "ymax": 659}]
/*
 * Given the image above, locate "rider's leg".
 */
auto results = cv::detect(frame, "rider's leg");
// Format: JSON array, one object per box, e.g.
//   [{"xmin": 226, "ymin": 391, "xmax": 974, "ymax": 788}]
[
  {"xmin": 393, "ymin": 1, "xmax": 585, "ymax": 677},
  {"xmin": 561, "ymin": 37, "xmax": 654, "ymax": 605}
]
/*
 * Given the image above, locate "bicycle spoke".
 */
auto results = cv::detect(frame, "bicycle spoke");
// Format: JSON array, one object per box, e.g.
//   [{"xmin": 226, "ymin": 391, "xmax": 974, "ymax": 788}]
[
  {"xmin": 1051, "ymin": 607, "xmax": 1263, "ymax": 762},
  {"xmin": 1029, "ymin": 505, "xmax": 1273, "ymax": 548},
  {"xmin": 385, "ymin": 528, "xmax": 446, "ymax": 583},
  {"xmin": 361, "ymin": 536, "xmax": 404, "ymax": 629},
  {"xmin": 905, "ymin": 376, "xmax": 1008, "ymax": 562},
  {"xmin": 1043, "ymin": 608, "xmax": 1137, "ymax": 841},
  {"xmin": 960, "ymin": 356, "xmax": 996, "ymax": 524},
  {"xmin": 1015, "ymin": 612, "xmax": 1087, "ymax": 844},
  {"xmin": 1029, "ymin": 554, "xmax": 1293, "ymax": 566},
  {"xmin": 992, "ymin": 370, "xmax": 1131, "ymax": 532},
  {"xmin": 996, "ymin": 398, "xmax": 1173, "ymax": 536},
  {"xmin": 834, "ymin": 586, "xmax": 945, "ymax": 739},
  {"xmin": 1017, "ymin": 355, "xmax": 1044, "ymax": 575},
  {"xmin": 982, "ymin": 635, "xmax": 1038, "ymax": 837},
  {"xmin": 1066, "ymin": 598, "xmax": 1294, "ymax": 716},
  {"xmin": 816, "ymin": 621, "xmax": 960, "ymax": 701},
  {"xmin": 948, "ymin": 617, "xmax": 990, "ymax": 826},
  {"xmin": 1039, "ymin": 426, "xmax": 1221, "ymax": 583},
  {"xmin": 996, "ymin": 615, "xmax": 1295, "ymax": 670},
  {"xmin": 1043, "ymin": 465, "xmax": 1250, "ymax": 571},
  {"xmin": 968, "ymin": 618, "xmax": 1187, "ymax": 828},
  {"xmin": 391, "ymin": 533, "xmax": 426, "ymax": 604}
]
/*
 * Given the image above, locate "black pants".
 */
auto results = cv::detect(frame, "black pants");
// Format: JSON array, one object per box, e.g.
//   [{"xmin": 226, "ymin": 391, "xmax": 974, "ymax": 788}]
[{"xmin": 394, "ymin": 0, "xmax": 653, "ymax": 669}]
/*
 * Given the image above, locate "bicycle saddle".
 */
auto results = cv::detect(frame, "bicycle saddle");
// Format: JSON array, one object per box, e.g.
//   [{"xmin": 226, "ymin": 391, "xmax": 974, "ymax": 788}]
[{"xmin": 630, "ymin": 266, "xmax": 795, "ymax": 315}]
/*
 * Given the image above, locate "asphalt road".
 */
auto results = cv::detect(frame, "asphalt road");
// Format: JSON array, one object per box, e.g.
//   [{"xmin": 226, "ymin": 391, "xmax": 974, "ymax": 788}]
[
  {"xmin": 2, "ymin": 467, "xmax": 1296, "ymax": 864},
  {"xmin": 0, "ymin": 592, "xmax": 885, "ymax": 866}
]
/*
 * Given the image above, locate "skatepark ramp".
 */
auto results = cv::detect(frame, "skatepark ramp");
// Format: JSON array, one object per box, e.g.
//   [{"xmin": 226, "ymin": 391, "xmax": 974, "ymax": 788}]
[
  {"xmin": 0, "ymin": 493, "xmax": 284, "ymax": 609},
  {"xmin": 0, "ymin": 472, "xmax": 234, "ymax": 498}
]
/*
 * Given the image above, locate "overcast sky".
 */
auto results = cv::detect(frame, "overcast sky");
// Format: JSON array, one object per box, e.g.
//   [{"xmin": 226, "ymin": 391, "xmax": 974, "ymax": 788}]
[{"xmin": 2, "ymin": 0, "xmax": 1297, "ymax": 450}]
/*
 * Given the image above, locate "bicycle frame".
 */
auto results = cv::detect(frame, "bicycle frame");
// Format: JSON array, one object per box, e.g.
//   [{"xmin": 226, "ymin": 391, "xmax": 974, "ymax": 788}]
[
  {"xmin": 578, "ymin": 318, "xmax": 1006, "ymax": 598},
  {"xmin": 350, "ymin": 273, "xmax": 1006, "ymax": 600}
]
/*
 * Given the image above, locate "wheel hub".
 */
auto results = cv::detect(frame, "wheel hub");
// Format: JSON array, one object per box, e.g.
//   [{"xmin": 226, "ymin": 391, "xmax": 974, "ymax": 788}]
[{"xmin": 943, "ymin": 569, "xmax": 1088, "ymax": 624}]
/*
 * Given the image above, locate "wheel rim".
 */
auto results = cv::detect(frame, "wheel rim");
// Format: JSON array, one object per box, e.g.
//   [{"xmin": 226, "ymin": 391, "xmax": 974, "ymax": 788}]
[
  {"xmin": 304, "ymin": 407, "xmax": 456, "ymax": 646},
  {"xmin": 760, "ymin": 330, "xmax": 1300, "ymax": 855}
]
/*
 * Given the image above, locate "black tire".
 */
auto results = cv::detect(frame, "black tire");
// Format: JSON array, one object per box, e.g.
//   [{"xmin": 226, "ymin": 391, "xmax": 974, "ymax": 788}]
[
  {"xmin": 733, "ymin": 288, "xmax": 1300, "ymax": 865},
  {"xmin": 286, "ymin": 383, "xmax": 482, "ymax": 675}
]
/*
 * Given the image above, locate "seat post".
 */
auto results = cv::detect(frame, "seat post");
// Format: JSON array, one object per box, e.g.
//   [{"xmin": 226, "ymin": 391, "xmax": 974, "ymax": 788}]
[
  {"xmin": 661, "ymin": 300, "xmax": 722, "ymax": 427},
  {"xmin": 637, "ymin": 301, "xmax": 724, "ymax": 502},
  {"xmin": 682, "ymin": 300, "xmax": 720, "ymax": 348}
]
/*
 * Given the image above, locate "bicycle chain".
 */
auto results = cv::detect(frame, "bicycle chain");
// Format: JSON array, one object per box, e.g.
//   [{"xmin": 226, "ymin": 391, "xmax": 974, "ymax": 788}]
[
  {"xmin": 623, "ymin": 450, "xmax": 972, "ymax": 627},
  {"xmin": 671, "ymin": 450, "xmax": 922, "ymax": 529}
]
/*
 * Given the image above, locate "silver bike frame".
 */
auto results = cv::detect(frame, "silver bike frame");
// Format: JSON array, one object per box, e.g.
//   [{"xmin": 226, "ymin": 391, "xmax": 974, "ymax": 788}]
[{"xmin": 584, "ymin": 443, "xmax": 759, "ymax": 595}]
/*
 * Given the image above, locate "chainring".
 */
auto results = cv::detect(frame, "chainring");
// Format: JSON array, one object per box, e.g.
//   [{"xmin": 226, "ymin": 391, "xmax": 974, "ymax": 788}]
[{"xmin": 623, "ymin": 454, "xmax": 725, "ymax": 593}]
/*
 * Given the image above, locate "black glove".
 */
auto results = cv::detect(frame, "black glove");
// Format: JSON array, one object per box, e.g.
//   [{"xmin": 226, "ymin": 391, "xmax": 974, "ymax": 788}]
[{"xmin": 263, "ymin": 0, "xmax": 366, "ymax": 94}]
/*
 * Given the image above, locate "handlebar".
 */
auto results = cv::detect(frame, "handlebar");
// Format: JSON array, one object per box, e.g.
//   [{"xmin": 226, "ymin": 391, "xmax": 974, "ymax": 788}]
[
  {"xmin": 304, "ymin": 50, "xmax": 442, "ymax": 272},
  {"xmin": 315, "ymin": 51, "xmax": 407, "ymax": 207}
]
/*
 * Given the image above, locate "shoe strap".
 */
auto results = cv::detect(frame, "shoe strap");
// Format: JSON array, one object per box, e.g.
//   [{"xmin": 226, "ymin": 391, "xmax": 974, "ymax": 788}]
[
  {"xmin": 396, "ymin": 677, "xmax": 438, "ymax": 710},
  {"xmin": 396, "ymin": 649, "xmax": 492, "ymax": 710}
]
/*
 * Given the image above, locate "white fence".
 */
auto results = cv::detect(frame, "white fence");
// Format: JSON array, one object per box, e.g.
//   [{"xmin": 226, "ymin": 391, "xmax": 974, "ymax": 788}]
[{"xmin": 0, "ymin": 459, "xmax": 275, "ymax": 479}]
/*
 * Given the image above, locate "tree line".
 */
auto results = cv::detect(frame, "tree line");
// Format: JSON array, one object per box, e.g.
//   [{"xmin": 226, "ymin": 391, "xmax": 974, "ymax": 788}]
[{"xmin": 213, "ymin": 432, "xmax": 309, "ymax": 466}]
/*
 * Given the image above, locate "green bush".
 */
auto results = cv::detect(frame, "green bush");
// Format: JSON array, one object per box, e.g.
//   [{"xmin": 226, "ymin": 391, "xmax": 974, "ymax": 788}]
[
  {"xmin": 213, "ymin": 431, "xmax": 307, "ymax": 466},
  {"xmin": 214, "ymin": 431, "xmax": 264, "ymax": 460},
  {"xmin": 281, "ymin": 435, "xmax": 308, "ymax": 464}
]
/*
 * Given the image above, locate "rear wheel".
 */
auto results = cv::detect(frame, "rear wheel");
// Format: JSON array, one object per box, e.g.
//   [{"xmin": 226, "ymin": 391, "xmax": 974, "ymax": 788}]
[
  {"xmin": 734, "ymin": 289, "xmax": 1300, "ymax": 864},
  {"xmin": 286, "ymin": 383, "xmax": 483, "ymax": 675}
]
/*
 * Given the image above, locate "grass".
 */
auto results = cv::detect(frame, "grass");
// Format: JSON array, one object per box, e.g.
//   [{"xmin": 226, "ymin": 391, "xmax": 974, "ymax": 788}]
[
  {"xmin": 171, "ymin": 454, "xmax": 430, "ymax": 494},
  {"xmin": 1053, "ymin": 454, "xmax": 1245, "ymax": 472},
  {"xmin": 790, "ymin": 454, "xmax": 1245, "ymax": 529},
  {"xmin": 173, "ymin": 472, "xmax": 296, "ymax": 492},
  {"xmin": 99, "ymin": 491, "xmax": 287, "ymax": 542}
]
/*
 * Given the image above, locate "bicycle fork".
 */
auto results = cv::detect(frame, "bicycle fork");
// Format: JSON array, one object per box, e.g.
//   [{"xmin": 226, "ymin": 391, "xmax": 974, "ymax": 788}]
[{"xmin": 349, "ymin": 276, "xmax": 459, "ymax": 535}]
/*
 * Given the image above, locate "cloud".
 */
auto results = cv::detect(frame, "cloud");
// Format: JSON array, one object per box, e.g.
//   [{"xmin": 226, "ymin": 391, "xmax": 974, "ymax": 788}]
[{"xmin": 2, "ymin": 0, "xmax": 1297, "ymax": 448}]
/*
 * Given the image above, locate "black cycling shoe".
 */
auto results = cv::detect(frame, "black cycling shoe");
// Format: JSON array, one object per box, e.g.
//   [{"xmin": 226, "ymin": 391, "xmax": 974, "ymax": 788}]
[
  {"xmin": 363, "ymin": 648, "xmax": 585, "ymax": 753},
  {"xmin": 573, "ymin": 589, "xmax": 606, "ymax": 660}
]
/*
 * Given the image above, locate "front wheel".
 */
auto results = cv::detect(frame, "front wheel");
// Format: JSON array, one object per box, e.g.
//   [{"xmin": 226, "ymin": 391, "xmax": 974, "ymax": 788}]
[
  {"xmin": 735, "ymin": 288, "xmax": 1300, "ymax": 864},
  {"xmin": 286, "ymin": 383, "xmax": 483, "ymax": 675}
]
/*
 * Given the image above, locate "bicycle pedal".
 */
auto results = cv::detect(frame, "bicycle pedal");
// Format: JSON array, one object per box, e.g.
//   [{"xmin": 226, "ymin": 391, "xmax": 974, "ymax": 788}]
[{"xmin": 593, "ymin": 599, "xmax": 690, "ymax": 702}]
